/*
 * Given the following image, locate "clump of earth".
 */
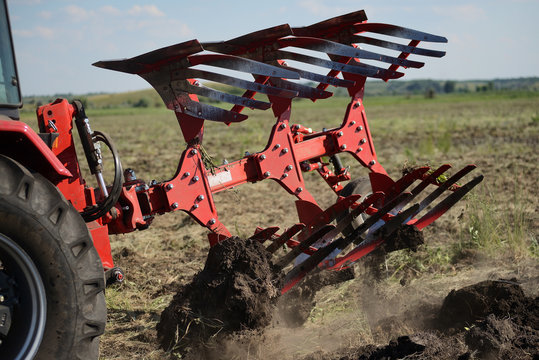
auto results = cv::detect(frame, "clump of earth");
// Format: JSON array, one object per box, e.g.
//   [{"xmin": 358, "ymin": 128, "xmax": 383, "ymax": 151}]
[{"xmin": 156, "ymin": 236, "xmax": 281, "ymax": 355}]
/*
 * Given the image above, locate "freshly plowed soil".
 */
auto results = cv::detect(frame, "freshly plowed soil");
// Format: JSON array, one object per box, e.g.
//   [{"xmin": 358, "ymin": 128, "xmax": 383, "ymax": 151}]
[
  {"xmin": 302, "ymin": 279, "xmax": 539, "ymax": 360},
  {"xmin": 156, "ymin": 237, "xmax": 281, "ymax": 355}
]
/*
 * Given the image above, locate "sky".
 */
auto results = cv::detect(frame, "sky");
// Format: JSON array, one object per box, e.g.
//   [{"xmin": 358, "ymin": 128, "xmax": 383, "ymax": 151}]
[{"xmin": 7, "ymin": 0, "xmax": 539, "ymax": 96}]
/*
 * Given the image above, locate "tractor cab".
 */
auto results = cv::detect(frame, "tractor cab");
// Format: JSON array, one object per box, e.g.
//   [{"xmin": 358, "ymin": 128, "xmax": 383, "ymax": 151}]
[{"xmin": 0, "ymin": 0, "xmax": 21, "ymax": 119}]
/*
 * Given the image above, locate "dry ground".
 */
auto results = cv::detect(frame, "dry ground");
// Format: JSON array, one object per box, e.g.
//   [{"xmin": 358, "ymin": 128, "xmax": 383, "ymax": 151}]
[{"xmin": 51, "ymin": 91, "xmax": 538, "ymax": 359}]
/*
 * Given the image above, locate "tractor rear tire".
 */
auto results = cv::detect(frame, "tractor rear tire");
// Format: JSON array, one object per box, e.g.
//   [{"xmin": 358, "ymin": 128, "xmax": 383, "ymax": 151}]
[{"xmin": 0, "ymin": 155, "xmax": 106, "ymax": 360}]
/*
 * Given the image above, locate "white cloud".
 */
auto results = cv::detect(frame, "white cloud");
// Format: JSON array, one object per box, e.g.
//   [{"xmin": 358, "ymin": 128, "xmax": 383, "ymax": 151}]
[
  {"xmin": 13, "ymin": 26, "xmax": 54, "ymax": 39},
  {"xmin": 128, "ymin": 5, "xmax": 165, "ymax": 17},
  {"xmin": 64, "ymin": 5, "xmax": 94, "ymax": 21},
  {"xmin": 35, "ymin": 26, "xmax": 54, "ymax": 39},
  {"xmin": 100, "ymin": 5, "xmax": 122, "ymax": 16}
]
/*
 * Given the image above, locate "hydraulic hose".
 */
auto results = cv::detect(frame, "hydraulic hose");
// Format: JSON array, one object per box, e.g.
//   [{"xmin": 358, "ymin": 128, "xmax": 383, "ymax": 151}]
[{"xmin": 80, "ymin": 130, "xmax": 123, "ymax": 222}]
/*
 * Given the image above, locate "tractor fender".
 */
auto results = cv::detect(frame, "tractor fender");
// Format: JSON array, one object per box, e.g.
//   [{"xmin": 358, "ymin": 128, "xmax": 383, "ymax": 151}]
[{"xmin": 0, "ymin": 119, "xmax": 72, "ymax": 183}]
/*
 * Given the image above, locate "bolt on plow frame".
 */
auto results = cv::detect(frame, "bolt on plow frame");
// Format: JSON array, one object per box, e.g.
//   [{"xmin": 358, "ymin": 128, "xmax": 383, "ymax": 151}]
[
  {"xmin": 0, "ymin": 8, "xmax": 484, "ymax": 360},
  {"xmin": 91, "ymin": 9, "xmax": 484, "ymax": 293}
]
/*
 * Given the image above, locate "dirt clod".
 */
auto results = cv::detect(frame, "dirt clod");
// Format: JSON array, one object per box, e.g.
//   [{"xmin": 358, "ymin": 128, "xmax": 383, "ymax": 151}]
[
  {"xmin": 156, "ymin": 237, "xmax": 281, "ymax": 354},
  {"xmin": 438, "ymin": 279, "xmax": 538, "ymax": 329}
]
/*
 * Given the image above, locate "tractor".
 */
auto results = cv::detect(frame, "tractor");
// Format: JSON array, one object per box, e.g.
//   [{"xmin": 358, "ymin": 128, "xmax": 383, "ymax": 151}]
[{"xmin": 0, "ymin": 1, "xmax": 482, "ymax": 359}]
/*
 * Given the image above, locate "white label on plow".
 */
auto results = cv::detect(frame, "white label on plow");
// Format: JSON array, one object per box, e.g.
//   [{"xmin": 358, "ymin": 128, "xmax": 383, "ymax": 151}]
[{"xmin": 208, "ymin": 171, "xmax": 233, "ymax": 187}]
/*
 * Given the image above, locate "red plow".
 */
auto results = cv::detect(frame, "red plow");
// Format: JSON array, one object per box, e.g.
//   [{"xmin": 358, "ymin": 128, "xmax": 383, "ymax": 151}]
[
  {"xmin": 0, "ymin": 6, "xmax": 486, "ymax": 358},
  {"xmin": 93, "ymin": 10, "xmax": 483, "ymax": 293}
]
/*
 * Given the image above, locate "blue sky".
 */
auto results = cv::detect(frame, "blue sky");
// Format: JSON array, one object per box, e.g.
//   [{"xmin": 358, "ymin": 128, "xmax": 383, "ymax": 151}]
[{"xmin": 7, "ymin": 0, "xmax": 539, "ymax": 95}]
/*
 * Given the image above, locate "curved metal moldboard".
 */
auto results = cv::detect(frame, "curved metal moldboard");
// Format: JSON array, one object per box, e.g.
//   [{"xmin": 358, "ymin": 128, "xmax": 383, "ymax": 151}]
[
  {"xmin": 173, "ymin": 68, "xmax": 297, "ymax": 98},
  {"xmin": 278, "ymin": 36, "xmax": 424, "ymax": 68},
  {"xmin": 269, "ymin": 50, "xmax": 404, "ymax": 80},
  {"xmin": 92, "ymin": 39, "xmax": 203, "ymax": 74},
  {"xmin": 351, "ymin": 35, "xmax": 446, "ymax": 58},
  {"xmin": 269, "ymin": 78, "xmax": 332, "ymax": 99},
  {"xmin": 352, "ymin": 23, "xmax": 447, "ymax": 43},
  {"xmin": 173, "ymin": 81, "xmax": 271, "ymax": 110},
  {"xmin": 188, "ymin": 54, "xmax": 299, "ymax": 79},
  {"xmin": 292, "ymin": 9, "xmax": 368, "ymax": 36},
  {"xmin": 203, "ymin": 24, "xmax": 293, "ymax": 53},
  {"xmin": 276, "ymin": 64, "xmax": 354, "ymax": 87}
]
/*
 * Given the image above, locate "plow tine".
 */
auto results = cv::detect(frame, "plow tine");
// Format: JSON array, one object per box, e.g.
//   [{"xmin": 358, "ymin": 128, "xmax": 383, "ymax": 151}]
[
  {"xmin": 415, "ymin": 175, "xmax": 484, "ymax": 230},
  {"xmin": 410, "ymin": 165, "xmax": 452, "ymax": 196},
  {"xmin": 279, "ymin": 64, "xmax": 355, "ymax": 87},
  {"xmin": 353, "ymin": 23, "xmax": 448, "ymax": 43},
  {"xmin": 266, "ymin": 224, "xmax": 306, "ymax": 254},
  {"xmin": 275, "ymin": 224, "xmax": 334, "ymax": 269},
  {"xmin": 174, "ymin": 81, "xmax": 271, "ymax": 110},
  {"xmin": 280, "ymin": 37, "xmax": 424, "ymax": 68},
  {"xmin": 189, "ymin": 54, "xmax": 299, "ymax": 79},
  {"xmin": 351, "ymin": 35, "xmax": 446, "ymax": 58},
  {"xmin": 174, "ymin": 68, "xmax": 297, "ymax": 98},
  {"xmin": 269, "ymin": 78, "xmax": 333, "ymax": 99},
  {"xmin": 272, "ymin": 50, "xmax": 404, "ymax": 79},
  {"xmin": 324, "ymin": 204, "xmax": 421, "ymax": 272},
  {"xmin": 172, "ymin": 94, "xmax": 247, "ymax": 122},
  {"xmin": 414, "ymin": 165, "xmax": 477, "ymax": 215},
  {"xmin": 249, "ymin": 227, "xmax": 280, "ymax": 242},
  {"xmin": 282, "ymin": 203, "xmax": 420, "ymax": 292}
]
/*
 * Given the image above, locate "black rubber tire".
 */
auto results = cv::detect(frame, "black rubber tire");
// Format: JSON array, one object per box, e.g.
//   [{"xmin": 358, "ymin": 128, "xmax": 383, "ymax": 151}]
[
  {"xmin": 0, "ymin": 155, "xmax": 106, "ymax": 360},
  {"xmin": 336, "ymin": 177, "xmax": 372, "ymax": 238}
]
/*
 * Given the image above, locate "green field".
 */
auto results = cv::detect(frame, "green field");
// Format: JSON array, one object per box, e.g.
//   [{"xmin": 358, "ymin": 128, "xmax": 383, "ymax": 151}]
[{"xmin": 20, "ymin": 90, "xmax": 539, "ymax": 359}]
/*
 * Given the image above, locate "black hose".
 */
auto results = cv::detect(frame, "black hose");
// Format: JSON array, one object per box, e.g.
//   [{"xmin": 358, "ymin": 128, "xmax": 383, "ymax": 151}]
[{"xmin": 80, "ymin": 130, "xmax": 123, "ymax": 222}]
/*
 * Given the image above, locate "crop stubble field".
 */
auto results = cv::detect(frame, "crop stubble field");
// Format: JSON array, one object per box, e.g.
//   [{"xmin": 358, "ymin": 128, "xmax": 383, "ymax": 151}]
[{"xmin": 26, "ymin": 91, "xmax": 538, "ymax": 359}]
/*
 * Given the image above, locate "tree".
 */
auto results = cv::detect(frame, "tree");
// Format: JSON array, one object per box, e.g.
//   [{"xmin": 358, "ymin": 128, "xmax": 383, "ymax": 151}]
[{"xmin": 444, "ymin": 81, "xmax": 456, "ymax": 93}]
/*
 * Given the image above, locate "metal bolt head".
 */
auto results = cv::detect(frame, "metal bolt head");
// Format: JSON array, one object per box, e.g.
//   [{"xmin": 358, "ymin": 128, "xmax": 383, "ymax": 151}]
[
  {"xmin": 124, "ymin": 168, "xmax": 137, "ymax": 181},
  {"xmin": 193, "ymin": 176, "xmax": 199, "ymax": 182},
  {"xmin": 370, "ymin": 160, "xmax": 376, "ymax": 166},
  {"xmin": 209, "ymin": 218, "xmax": 216, "ymax": 225},
  {"xmin": 275, "ymin": 144, "xmax": 281, "ymax": 149},
  {"xmin": 360, "ymin": 138, "xmax": 366, "ymax": 144},
  {"xmin": 338, "ymin": 131, "xmax": 343, "ymax": 137},
  {"xmin": 190, "ymin": 149, "xmax": 198, "ymax": 155},
  {"xmin": 166, "ymin": 183, "xmax": 174, "ymax": 191},
  {"xmin": 341, "ymin": 144, "xmax": 347, "ymax": 150},
  {"xmin": 260, "ymin": 154, "xmax": 266, "ymax": 160},
  {"xmin": 171, "ymin": 202, "xmax": 179, "ymax": 209},
  {"xmin": 296, "ymin": 187, "xmax": 303, "ymax": 193},
  {"xmin": 197, "ymin": 195, "xmax": 205, "ymax": 201},
  {"xmin": 280, "ymin": 123, "xmax": 286, "ymax": 129},
  {"xmin": 283, "ymin": 173, "xmax": 289, "ymax": 178},
  {"xmin": 282, "ymin": 148, "xmax": 289, "ymax": 154},
  {"xmin": 359, "ymin": 147, "xmax": 363, "ymax": 152},
  {"xmin": 193, "ymin": 204, "xmax": 199, "ymax": 209},
  {"xmin": 264, "ymin": 171, "xmax": 271, "ymax": 177},
  {"xmin": 286, "ymin": 165, "xmax": 293, "ymax": 171}
]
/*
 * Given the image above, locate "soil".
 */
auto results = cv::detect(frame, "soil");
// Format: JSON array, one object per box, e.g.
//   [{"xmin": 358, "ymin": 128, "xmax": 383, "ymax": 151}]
[
  {"xmin": 156, "ymin": 237, "xmax": 281, "ymax": 355},
  {"xmin": 300, "ymin": 279, "xmax": 539, "ymax": 360}
]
